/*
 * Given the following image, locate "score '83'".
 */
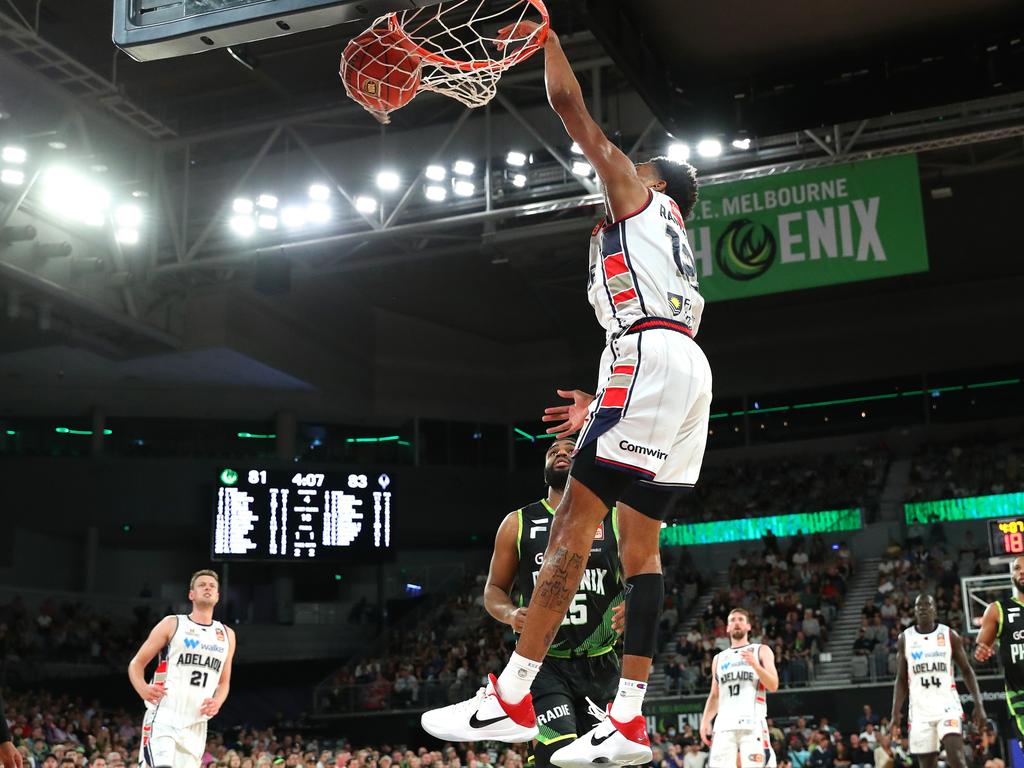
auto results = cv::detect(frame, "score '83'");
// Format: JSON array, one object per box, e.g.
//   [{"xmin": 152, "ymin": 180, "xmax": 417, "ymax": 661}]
[{"xmin": 348, "ymin": 474, "xmax": 368, "ymax": 489}]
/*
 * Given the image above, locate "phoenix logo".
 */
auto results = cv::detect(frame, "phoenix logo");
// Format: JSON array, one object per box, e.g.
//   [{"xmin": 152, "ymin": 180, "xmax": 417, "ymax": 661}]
[{"xmin": 715, "ymin": 219, "xmax": 776, "ymax": 281}]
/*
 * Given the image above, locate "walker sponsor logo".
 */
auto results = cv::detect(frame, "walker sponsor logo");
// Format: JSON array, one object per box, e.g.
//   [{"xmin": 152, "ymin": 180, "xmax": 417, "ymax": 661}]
[
  {"xmin": 184, "ymin": 637, "xmax": 200, "ymax": 650},
  {"xmin": 684, "ymin": 154, "xmax": 928, "ymax": 301},
  {"xmin": 619, "ymin": 440, "xmax": 668, "ymax": 460}
]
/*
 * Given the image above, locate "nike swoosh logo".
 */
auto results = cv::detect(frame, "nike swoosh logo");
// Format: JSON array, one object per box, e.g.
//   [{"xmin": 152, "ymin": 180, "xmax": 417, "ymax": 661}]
[
  {"xmin": 469, "ymin": 712, "xmax": 509, "ymax": 729},
  {"xmin": 591, "ymin": 731, "xmax": 615, "ymax": 746}
]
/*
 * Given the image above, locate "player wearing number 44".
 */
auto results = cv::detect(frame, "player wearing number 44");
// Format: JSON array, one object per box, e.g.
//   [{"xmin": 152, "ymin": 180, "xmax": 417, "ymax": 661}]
[
  {"xmin": 128, "ymin": 570, "xmax": 236, "ymax": 768},
  {"xmin": 890, "ymin": 594, "xmax": 986, "ymax": 768}
]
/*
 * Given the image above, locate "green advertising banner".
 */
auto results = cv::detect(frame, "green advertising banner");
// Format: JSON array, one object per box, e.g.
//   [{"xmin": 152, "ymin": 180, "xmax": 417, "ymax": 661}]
[
  {"xmin": 687, "ymin": 154, "xmax": 929, "ymax": 301},
  {"xmin": 660, "ymin": 508, "xmax": 861, "ymax": 547}
]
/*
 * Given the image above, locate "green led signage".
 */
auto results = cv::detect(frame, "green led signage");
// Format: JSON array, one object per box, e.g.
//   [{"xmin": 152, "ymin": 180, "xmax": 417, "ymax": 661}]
[
  {"xmin": 661, "ymin": 508, "xmax": 862, "ymax": 546},
  {"xmin": 904, "ymin": 492, "xmax": 1024, "ymax": 525}
]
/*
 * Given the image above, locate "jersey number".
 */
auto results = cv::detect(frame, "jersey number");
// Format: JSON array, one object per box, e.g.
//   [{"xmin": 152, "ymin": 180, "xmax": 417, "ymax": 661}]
[
  {"xmin": 190, "ymin": 671, "xmax": 209, "ymax": 687},
  {"xmin": 561, "ymin": 594, "xmax": 588, "ymax": 626},
  {"xmin": 727, "ymin": 683, "xmax": 741, "ymax": 697},
  {"xmin": 919, "ymin": 676, "xmax": 943, "ymax": 689},
  {"xmin": 665, "ymin": 225, "xmax": 697, "ymax": 284}
]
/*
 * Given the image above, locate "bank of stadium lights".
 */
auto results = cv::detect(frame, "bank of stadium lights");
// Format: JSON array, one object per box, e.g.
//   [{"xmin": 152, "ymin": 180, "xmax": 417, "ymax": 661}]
[
  {"xmin": 696, "ymin": 139, "xmax": 723, "ymax": 158},
  {"xmin": 505, "ymin": 151, "xmax": 527, "ymax": 167},
  {"xmin": 511, "ymin": 173, "xmax": 527, "ymax": 188},
  {"xmin": 667, "ymin": 142, "xmax": 690, "ymax": 163},
  {"xmin": 48, "ymin": 141, "xmax": 67, "ymax": 151},
  {"xmin": 732, "ymin": 138, "xmax": 751, "ymax": 150},
  {"xmin": 229, "ymin": 215, "xmax": 255, "ymax": 237},
  {"xmin": 307, "ymin": 202, "xmax": 331, "ymax": 224},
  {"xmin": 452, "ymin": 160, "xmax": 475, "ymax": 176},
  {"xmin": 281, "ymin": 205, "xmax": 306, "ymax": 229},
  {"xmin": 0, "ymin": 169, "xmax": 23, "ymax": 186},
  {"xmin": 376, "ymin": 171, "xmax": 400, "ymax": 192},
  {"xmin": 115, "ymin": 204, "xmax": 142, "ymax": 246},
  {"xmin": 571, "ymin": 160, "xmax": 593, "ymax": 177},
  {"xmin": 2, "ymin": 146, "xmax": 26, "ymax": 164},
  {"xmin": 425, "ymin": 185, "xmax": 447, "ymax": 202},
  {"xmin": 257, "ymin": 194, "xmax": 278, "ymax": 210},
  {"xmin": 570, "ymin": 142, "xmax": 583, "ymax": 155},
  {"xmin": 425, "ymin": 164, "xmax": 447, "ymax": 182},
  {"xmin": 453, "ymin": 179, "xmax": 475, "ymax": 197},
  {"xmin": 258, "ymin": 214, "xmax": 278, "ymax": 231},
  {"xmin": 232, "ymin": 197, "xmax": 254, "ymax": 215},
  {"xmin": 355, "ymin": 195, "xmax": 378, "ymax": 215},
  {"xmin": 41, "ymin": 167, "xmax": 110, "ymax": 228},
  {"xmin": 308, "ymin": 183, "xmax": 330, "ymax": 202}
]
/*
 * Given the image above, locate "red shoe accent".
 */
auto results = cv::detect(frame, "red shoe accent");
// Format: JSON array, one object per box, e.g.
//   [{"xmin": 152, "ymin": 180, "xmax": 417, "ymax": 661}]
[
  {"xmin": 488, "ymin": 674, "xmax": 537, "ymax": 728},
  {"xmin": 608, "ymin": 713, "xmax": 650, "ymax": 746}
]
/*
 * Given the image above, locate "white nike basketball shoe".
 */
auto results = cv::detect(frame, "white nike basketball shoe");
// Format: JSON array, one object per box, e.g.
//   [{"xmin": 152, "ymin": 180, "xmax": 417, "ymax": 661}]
[
  {"xmin": 420, "ymin": 673, "xmax": 539, "ymax": 743},
  {"xmin": 550, "ymin": 699, "xmax": 652, "ymax": 768}
]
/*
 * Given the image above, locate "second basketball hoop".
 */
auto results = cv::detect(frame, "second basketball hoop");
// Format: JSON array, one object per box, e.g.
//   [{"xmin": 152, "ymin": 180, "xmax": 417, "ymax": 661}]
[{"xmin": 339, "ymin": 0, "xmax": 549, "ymax": 123}]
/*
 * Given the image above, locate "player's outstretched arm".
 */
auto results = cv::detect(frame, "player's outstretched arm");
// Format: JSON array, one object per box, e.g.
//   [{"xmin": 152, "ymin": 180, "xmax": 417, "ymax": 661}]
[
  {"xmin": 700, "ymin": 655, "xmax": 720, "ymax": 747},
  {"xmin": 201, "ymin": 626, "xmax": 235, "ymax": 718},
  {"xmin": 484, "ymin": 511, "xmax": 527, "ymax": 632},
  {"xmin": 889, "ymin": 633, "xmax": 908, "ymax": 738},
  {"xmin": 974, "ymin": 602, "xmax": 999, "ymax": 662},
  {"xmin": 951, "ymin": 630, "xmax": 988, "ymax": 730},
  {"xmin": 128, "ymin": 615, "xmax": 176, "ymax": 704},
  {"xmin": 497, "ymin": 24, "xmax": 648, "ymax": 221}
]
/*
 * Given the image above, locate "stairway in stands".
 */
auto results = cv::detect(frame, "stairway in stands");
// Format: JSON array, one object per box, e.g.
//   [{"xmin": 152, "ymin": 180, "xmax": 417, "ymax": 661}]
[
  {"xmin": 814, "ymin": 557, "xmax": 881, "ymax": 686},
  {"xmin": 649, "ymin": 568, "xmax": 730, "ymax": 694}
]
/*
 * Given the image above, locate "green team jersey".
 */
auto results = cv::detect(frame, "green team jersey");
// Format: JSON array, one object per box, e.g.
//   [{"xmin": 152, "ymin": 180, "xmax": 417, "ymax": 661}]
[
  {"xmin": 996, "ymin": 597, "xmax": 1024, "ymax": 731},
  {"xmin": 515, "ymin": 499, "xmax": 623, "ymax": 658}
]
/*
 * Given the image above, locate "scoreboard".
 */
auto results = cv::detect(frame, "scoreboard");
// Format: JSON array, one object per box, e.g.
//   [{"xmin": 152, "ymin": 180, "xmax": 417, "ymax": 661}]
[
  {"xmin": 988, "ymin": 517, "xmax": 1024, "ymax": 559},
  {"xmin": 212, "ymin": 467, "xmax": 393, "ymax": 561}
]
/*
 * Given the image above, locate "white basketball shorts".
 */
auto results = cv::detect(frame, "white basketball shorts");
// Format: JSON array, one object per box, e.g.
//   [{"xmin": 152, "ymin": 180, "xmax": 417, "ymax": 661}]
[
  {"xmin": 709, "ymin": 725, "xmax": 776, "ymax": 768},
  {"xmin": 139, "ymin": 711, "xmax": 207, "ymax": 768},
  {"xmin": 575, "ymin": 322, "xmax": 713, "ymax": 487},
  {"xmin": 909, "ymin": 715, "xmax": 963, "ymax": 754}
]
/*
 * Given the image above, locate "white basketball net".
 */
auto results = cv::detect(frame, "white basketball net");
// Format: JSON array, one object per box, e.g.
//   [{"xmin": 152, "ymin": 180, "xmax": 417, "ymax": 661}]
[{"xmin": 343, "ymin": 0, "xmax": 549, "ymax": 122}]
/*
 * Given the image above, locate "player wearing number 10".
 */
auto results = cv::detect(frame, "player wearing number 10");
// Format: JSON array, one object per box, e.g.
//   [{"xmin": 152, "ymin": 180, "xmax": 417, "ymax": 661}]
[
  {"xmin": 128, "ymin": 570, "xmax": 236, "ymax": 768},
  {"xmin": 700, "ymin": 609, "xmax": 779, "ymax": 768}
]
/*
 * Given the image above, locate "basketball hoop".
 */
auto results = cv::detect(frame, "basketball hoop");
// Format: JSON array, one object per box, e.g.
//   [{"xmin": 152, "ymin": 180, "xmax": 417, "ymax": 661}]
[{"xmin": 340, "ymin": 0, "xmax": 549, "ymax": 123}]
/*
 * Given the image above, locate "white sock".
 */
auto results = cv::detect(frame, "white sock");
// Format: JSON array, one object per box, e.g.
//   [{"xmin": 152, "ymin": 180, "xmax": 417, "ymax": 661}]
[
  {"xmin": 609, "ymin": 678, "xmax": 647, "ymax": 721},
  {"xmin": 495, "ymin": 652, "xmax": 543, "ymax": 704}
]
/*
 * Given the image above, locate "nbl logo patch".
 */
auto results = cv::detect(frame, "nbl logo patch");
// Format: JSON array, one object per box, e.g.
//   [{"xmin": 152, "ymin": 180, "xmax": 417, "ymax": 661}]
[
  {"xmin": 748, "ymin": 755, "xmax": 764, "ymax": 764},
  {"xmin": 938, "ymin": 632, "xmax": 946, "ymax": 646},
  {"xmin": 594, "ymin": 522, "xmax": 605, "ymax": 540},
  {"xmin": 215, "ymin": 627, "xmax": 226, "ymax": 642}
]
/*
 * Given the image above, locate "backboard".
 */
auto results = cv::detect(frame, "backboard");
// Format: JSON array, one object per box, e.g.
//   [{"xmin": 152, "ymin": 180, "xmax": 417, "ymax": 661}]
[
  {"xmin": 962, "ymin": 570, "xmax": 1013, "ymax": 635},
  {"xmin": 113, "ymin": 0, "xmax": 445, "ymax": 62}
]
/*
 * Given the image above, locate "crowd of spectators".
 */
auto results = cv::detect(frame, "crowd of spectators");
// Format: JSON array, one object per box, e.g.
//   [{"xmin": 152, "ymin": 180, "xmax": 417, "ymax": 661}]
[
  {"xmin": 684, "ymin": 447, "xmax": 889, "ymax": 523},
  {"xmin": 908, "ymin": 437, "xmax": 1024, "ymax": 502},
  {"xmin": 1, "ymin": 689, "xmax": 1007, "ymax": 768},
  {"xmin": 851, "ymin": 537, "xmax": 997, "ymax": 681},
  {"xmin": 663, "ymin": 533, "xmax": 851, "ymax": 693},
  {"xmin": 0, "ymin": 597, "xmax": 153, "ymax": 671}
]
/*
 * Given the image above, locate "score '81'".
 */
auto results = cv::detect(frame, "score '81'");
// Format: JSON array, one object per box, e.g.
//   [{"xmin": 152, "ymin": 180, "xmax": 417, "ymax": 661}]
[{"xmin": 348, "ymin": 474, "xmax": 368, "ymax": 489}]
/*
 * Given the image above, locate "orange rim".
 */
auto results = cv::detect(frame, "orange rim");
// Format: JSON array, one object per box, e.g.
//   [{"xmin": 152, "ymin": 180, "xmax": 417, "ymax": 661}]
[{"xmin": 386, "ymin": 0, "xmax": 549, "ymax": 73}]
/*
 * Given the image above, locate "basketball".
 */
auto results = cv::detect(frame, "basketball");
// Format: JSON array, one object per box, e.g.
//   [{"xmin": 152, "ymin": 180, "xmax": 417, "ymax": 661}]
[{"xmin": 340, "ymin": 28, "xmax": 422, "ymax": 114}]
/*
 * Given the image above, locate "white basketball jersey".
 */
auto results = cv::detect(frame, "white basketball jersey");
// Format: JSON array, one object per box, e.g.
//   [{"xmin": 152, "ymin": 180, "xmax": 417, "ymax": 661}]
[
  {"xmin": 905, "ymin": 624, "xmax": 962, "ymax": 722},
  {"xmin": 147, "ymin": 615, "xmax": 229, "ymax": 728},
  {"xmin": 714, "ymin": 644, "xmax": 767, "ymax": 732},
  {"xmin": 588, "ymin": 189, "xmax": 705, "ymax": 342}
]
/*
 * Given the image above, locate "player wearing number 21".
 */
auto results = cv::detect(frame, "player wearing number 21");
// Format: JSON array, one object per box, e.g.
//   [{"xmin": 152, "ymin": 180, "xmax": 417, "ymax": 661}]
[
  {"xmin": 890, "ymin": 594, "xmax": 985, "ymax": 768},
  {"xmin": 129, "ymin": 570, "xmax": 236, "ymax": 768}
]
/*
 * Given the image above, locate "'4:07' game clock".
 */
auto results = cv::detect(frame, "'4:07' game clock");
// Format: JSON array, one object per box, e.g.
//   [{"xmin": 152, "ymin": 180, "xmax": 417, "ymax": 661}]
[{"xmin": 988, "ymin": 517, "xmax": 1024, "ymax": 558}]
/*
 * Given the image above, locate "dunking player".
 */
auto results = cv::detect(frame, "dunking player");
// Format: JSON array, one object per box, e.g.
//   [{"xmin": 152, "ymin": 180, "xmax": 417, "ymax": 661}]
[
  {"xmin": 975, "ymin": 556, "xmax": 1024, "ymax": 744},
  {"xmin": 481, "ymin": 437, "xmax": 624, "ymax": 768},
  {"xmin": 128, "ymin": 570, "xmax": 236, "ymax": 768},
  {"xmin": 699, "ymin": 609, "xmax": 779, "ymax": 768},
  {"xmin": 421, "ymin": 19, "xmax": 708, "ymax": 768},
  {"xmin": 890, "ymin": 594, "xmax": 986, "ymax": 768}
]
